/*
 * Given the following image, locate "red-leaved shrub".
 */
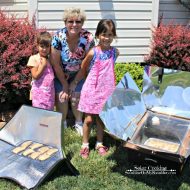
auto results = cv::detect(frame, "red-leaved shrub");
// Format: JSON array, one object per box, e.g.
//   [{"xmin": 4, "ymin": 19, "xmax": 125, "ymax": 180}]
[
  {"xmin": 0, "ymin": 10, "xmax": 40, "ymax": 110},
  {"xmin": 145, "ymin": 22, "xmax": 190, "ymax": 71}
]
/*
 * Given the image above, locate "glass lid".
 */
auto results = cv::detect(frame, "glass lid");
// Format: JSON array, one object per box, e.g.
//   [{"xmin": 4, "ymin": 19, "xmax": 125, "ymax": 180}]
[{"xmin": 131, "ymin": 110, "xmax": 190, "ymax": 156}]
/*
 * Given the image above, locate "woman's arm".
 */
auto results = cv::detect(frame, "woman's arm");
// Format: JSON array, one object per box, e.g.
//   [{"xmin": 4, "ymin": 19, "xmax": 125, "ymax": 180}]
[
  {"xmin": 76, "ymin": 49, "xmax": 94, "ymax": 80},
  {"xmin": 50, "ymin": 47, "xmax": 69, "ymax": 93}
]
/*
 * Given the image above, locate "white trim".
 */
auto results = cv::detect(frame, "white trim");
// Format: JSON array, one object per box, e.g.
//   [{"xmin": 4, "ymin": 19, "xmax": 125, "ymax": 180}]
[
  {"xmin": 152, "ymin": 0, "xmax": 159, "ymax": 27},
  {"xmin": 28, "ymin": 0, "xmax": 38, "ymax": 26}
]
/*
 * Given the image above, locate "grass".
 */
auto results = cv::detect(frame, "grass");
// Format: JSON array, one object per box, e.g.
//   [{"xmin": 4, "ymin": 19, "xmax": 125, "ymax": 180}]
[
  {"xmin": 151, "ymin": 70, "xmax": 190, "ymax": 97},
  {"xmin": 1, "ymin": 128, "xmax": 190, "ymax": 190}
]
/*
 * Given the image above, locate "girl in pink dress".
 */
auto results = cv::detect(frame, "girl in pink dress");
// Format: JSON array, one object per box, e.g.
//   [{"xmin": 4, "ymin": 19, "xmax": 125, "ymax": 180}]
[
  {"xmin": 27, "ymin": 32, "xmax": 55, "ymax": 110},
  {"xmin": 70, "ymin": 19, "xmax": 119, "ymax": 158}
]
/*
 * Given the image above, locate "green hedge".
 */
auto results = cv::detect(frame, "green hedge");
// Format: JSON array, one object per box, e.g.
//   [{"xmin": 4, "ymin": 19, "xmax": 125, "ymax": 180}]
[{"xmin": 114, "ymin": 63, "xmax": 144, "ymax": 91}]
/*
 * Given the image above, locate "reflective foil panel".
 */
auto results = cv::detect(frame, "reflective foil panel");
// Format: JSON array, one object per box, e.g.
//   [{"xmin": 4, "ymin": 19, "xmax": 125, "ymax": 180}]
[
  {"xmin": 100, "ymin": 73, "xmax": 146, "ymax": 141},
  {"xmin": 142, "ymin": 67, "xmax": 190, "ymax": 118},
  {"xmin": 0, "ymin": 105, "xmax": 75, "ymax": 189}
]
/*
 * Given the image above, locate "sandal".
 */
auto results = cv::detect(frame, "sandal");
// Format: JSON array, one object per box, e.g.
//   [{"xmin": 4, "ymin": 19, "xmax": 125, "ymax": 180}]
[
  {"xmin": 80, "ymin": 147, "xmax": 89, "ymax": 159},
  {"xmin": 96, "ymin": 145, "xmax": 109, "ymax": 156}
]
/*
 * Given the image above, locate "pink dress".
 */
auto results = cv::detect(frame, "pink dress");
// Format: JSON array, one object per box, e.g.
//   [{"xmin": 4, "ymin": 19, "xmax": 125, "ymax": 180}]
[
  {"xmin": 27, "ymin": 54, "xmax": 55, "ymax": 110},
  {"xmin": 78, "ymin": 46, "xmax": 117, "ymax": 114}
]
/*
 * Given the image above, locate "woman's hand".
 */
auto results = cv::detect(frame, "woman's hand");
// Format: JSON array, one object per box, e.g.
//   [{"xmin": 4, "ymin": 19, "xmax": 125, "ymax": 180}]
[
  {"xmin": 59, "ymin": 91, "xmax": 69, "ymax": 103},
  {"xmin": 69, "ymin": 81, "xmax": 77, "ymax": 95},
  {"xmin": 59, "ymin": 82, "xmax": 69, "ymax": 103}
]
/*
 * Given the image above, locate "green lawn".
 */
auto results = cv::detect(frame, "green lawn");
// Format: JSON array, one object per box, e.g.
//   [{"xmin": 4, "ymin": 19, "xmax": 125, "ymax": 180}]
[{"xmin": 1, "ymin": 128, "xmax": 190, "ymax": 190}]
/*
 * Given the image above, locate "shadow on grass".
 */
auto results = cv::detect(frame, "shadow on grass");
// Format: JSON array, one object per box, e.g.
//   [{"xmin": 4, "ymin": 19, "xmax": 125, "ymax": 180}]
[
  {"xmin": 39, "ymin": 158, "xmax": 80, "ymax": 188},
  {"xmin": 104, "ymin": 132, "xmax": 190, "ymax": 190}
]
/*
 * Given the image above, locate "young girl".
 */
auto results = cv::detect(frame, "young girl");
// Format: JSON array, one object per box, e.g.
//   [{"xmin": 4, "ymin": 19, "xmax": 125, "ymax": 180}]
[
  {"xmin": 70, "ymin": 19, "xmax": 119, "ymax": 158},
  {"xmin": 27, "ymin": 31, "xmax": 55, "ymax": 111}
]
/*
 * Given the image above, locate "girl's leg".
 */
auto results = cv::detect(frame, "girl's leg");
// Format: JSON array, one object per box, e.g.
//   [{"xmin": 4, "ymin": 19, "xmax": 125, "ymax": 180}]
[
  {"xmin": 95, "ymin": 115, "xmax": 108, "ymax": 156},
  {"xmin": 82, "ymin": 113, "xmax": 93, "ymax": 143},
  {"xmin": 80, "ymin": 113, "xmax": 93, "ymax": 158},
  {"xmin": 95, "ymin": 115, "xmax": 104, "ymax": 142}
]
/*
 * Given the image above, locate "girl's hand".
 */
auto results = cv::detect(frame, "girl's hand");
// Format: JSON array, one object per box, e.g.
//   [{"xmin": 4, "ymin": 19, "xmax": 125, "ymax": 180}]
[
  {"xmin": 30, "ymin": 56, "xmax": 48, "ymax": 80},
  {"xmin": 40, "ymin": 57, "xmax": 48, "ymax": 67}
]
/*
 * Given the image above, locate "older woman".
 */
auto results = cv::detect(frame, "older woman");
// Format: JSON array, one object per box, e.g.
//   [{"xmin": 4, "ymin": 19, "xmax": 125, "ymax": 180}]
[{"xmin": 51, "ymin": 7, "xmax": 95, "ymax": 135}]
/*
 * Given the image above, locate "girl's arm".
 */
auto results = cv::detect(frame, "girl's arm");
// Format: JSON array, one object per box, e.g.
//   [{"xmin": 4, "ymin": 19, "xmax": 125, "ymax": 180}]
[
  {"xmin": 75, "ymin": 49, "xmax": 94, "ymax": 81},
  {"xmin": 69, "ymin": 49, "xmax": 94, "ymax": 92},
  {"xmin": 30, "ymin": 57, "xmax": 47, "ymax": 80},
  {"xmin": 116, "ymin": 48, "xmax": 120, "ymax": 59}
]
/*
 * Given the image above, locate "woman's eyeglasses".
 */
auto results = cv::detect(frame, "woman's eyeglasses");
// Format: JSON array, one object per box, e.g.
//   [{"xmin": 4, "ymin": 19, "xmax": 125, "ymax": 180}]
[{"xmin": 67, "ymin": 20, "xmax": 82, "ymax": 24}]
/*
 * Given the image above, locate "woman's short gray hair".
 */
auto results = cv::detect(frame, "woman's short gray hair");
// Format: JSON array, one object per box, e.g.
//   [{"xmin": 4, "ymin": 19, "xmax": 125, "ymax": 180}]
[{"xmin": 63, "ymin": 7, "xmax": 86, "ymax": 23}]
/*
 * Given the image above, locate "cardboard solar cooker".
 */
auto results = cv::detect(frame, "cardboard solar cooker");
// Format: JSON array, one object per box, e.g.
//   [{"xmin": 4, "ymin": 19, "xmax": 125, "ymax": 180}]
[
  {"xmin": 100, "ymin": 67, "xmax": 190, "ymax": 173},
  {"xmin": 0, "ymin": 105, "xmax": 78, "ymax": 189}
]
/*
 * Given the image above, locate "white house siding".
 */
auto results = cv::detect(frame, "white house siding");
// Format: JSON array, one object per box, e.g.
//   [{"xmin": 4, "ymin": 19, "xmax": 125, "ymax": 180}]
[
  {"xmin": 31, "ymin": 0, "xmax": 158, "ymax": 63},
  {"xmin": 159, "ymin": 0, "xmax": 190, "ymax": 25},
  {"xmin": 1, "ymin": 0, "xmax": 190, "ymax": 63},
  {"xmin": 0, "ymin": 0, "xmax": 28, "ymax": 18}
]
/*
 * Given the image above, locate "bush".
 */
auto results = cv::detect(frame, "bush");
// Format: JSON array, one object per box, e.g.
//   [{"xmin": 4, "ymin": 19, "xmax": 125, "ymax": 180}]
[
  {"xmin": 114, "ymin": 63, "xmax": 144, "ymax": 91},
  {"xmin": 0, "ymin": 10, "xmax": 39, "ymax": 110},
  {"xmin": 145, "ymin": 23, "xmax": 190, "ymax": 71}
]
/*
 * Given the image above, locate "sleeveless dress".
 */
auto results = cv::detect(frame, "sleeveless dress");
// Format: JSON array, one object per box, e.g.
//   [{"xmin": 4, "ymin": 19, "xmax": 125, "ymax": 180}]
[
  {"xmin": 27, "ymin": 54, "xmax": 55, "ymax": 110},
  {"xmin": 51, "ymin": 27, "xmax": 95, "ymax": 93},
  {"xmin": 78, "ymin": 46, "xmax": 117, "ymax": 114}
]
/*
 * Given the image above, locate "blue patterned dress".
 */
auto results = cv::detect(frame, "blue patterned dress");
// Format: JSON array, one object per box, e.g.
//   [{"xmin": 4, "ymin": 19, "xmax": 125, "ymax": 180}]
[{"xmin": 52, "ymin": 27, "xmax": 95, "ymax": 79}]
